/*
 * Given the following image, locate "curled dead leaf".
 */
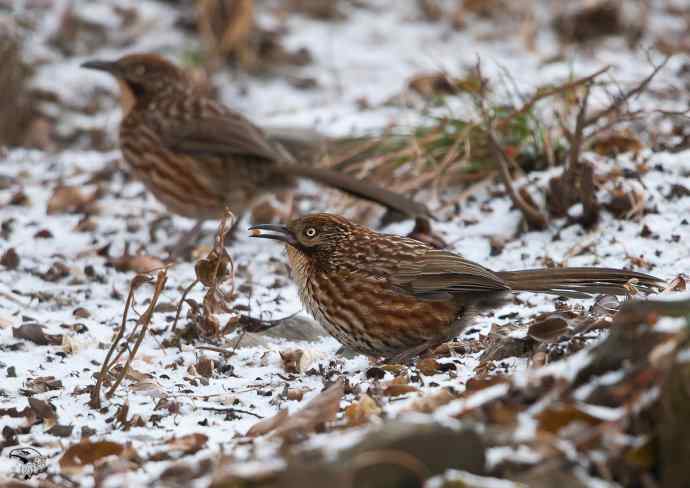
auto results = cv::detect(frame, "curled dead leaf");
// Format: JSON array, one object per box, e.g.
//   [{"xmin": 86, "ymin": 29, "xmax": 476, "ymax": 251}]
[
  {"xmin": 280, "ymin": 349, "xmax": 303, "ymax": 374},
  {"xmin": 60, "ymin": 440, "xmax": 125, "ymax": 472},
  {"xmin": 195, "ymin": 251, "xmax": 231, "ymax": 288},
  {"xmin": 345, "ymin": 394, "xmax": 381, "ymax": 426}
]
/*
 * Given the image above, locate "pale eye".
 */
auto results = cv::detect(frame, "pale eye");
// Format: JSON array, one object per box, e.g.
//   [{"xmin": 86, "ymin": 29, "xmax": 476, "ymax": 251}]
[
  {"xmin": 304, "ymin": 227, "xmax": 317, "ymax": 238},
  {"xmin": 134, "ymin": 65, "xmax": 146, "ymax": 77}
]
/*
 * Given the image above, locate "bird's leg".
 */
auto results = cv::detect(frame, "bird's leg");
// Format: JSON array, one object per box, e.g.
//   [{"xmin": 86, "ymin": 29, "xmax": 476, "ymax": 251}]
[
  {"xmin": 383, "ymin": 341, "xmax": 438, "ymax": 365},
  {"xmin": 167, "ymin": 220, "xmax": 206, "ymax": 262}
]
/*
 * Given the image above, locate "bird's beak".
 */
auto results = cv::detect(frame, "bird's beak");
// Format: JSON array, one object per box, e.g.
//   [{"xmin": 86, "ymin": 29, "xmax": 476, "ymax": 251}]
[
  {"xmin": 81, "ymin": 59, "xmax": 120, "ymax": 75},
  {"xmin": 248, "ymin": 224, "xmax": 297, "ymax": 246}
]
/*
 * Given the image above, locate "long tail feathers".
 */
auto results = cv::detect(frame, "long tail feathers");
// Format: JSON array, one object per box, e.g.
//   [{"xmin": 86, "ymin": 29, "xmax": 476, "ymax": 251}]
[
  {"xmin": 281, "ymin": 164, "xmax": 432, "ymax": 219},
  {"xmin": 496, "ymin": 267, "xmax": 665, "ymax": 299}
]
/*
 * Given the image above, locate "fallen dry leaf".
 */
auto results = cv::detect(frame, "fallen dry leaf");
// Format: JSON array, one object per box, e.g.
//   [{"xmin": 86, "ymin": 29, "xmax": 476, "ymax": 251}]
[
  {"xmin": 28, "ymin": 397, "xmax": 56, "ymax": 422},
  {"xmin": 246, "ymin": 409, "xmax": 289, "ymax": 438},
  {"xmin": 536, "ymin": 405, "xmax": 601, "ymax": 434},
  {"xmin": 417, "ymin": 357, "xmax": 440, "ymax": 376},
  {"xmin": 13, "ymin": 323, "xmax": 63, "ymax": 345},
  {"xmin": 47, "ymin": 185, "xmax": 98, "ymax": 214},
  {"xmin": 167, "ymin": 433, "xmax": 208, "ymax": 455},
  {"xmin": 271, "ymin": 380, "xmax": 344, "ymax": 442},
  {"xmin": 528, "ymin": 314, "xmax": 570, "ymax": 342},
  {"xmin": 60, "ymin": 440, "xmax": 125, "ymax": 472},
  {"xmin": 404, "ymin": 388, "xmax": 457, "ymax": 414},
  {"xmin": 345, "ymin": 394, "xmax": 381, "ymax": 426},
  {"xmin": 196, "ymin": 356, "xmax": 216, "ymax": 378},
  {"xmin": 110, "ymin": 254, "xmax": 165, "ymax": 273},
  {"xmin": 383, "ymin": 384, "xmax": 419, "ymax": 397}
]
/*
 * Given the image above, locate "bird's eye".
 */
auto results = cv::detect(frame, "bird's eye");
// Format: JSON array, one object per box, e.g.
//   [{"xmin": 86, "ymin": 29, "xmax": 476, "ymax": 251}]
[
  {"xmin": 134, "ymin": 65, "xmax": 147, "ymax": 77},
  {"xmin": 304, "ymin": 227, "xmax": 317, "ymax": 238}
]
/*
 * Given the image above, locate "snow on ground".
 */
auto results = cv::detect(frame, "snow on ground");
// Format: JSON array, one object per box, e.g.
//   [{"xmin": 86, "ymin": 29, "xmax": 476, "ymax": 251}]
[{"xmin": 1, "ymin": 0, "xmax": 689, "ymax": 486}]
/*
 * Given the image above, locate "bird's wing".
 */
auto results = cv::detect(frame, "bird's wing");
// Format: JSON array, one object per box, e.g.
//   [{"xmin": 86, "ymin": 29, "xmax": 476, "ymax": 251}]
[
  {"xmin": 389, "ymin": 250, "xmax": 510, "ymax": 300},
  {"xmin": 159, "ymin": 107, "xmax": 286, "ymax": 163}
]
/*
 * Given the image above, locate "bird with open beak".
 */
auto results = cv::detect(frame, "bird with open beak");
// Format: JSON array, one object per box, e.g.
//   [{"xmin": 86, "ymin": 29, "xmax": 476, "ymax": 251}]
[{"xmin": 250, "ymin": 213, "xmax": 664, "ymax": 360}]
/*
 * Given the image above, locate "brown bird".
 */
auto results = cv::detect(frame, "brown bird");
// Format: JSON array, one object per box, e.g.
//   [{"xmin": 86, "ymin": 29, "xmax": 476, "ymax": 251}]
[
  {"xmin": 250, "ymin": 213, "xmax": 664, "ymax": 360},
  {"xmin": 80, "ymin": 54, "xmax": 429, "ymax": 245}
]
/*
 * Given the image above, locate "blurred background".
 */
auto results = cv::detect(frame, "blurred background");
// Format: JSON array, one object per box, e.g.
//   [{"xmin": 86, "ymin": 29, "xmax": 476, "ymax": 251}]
[{"xmin": 2, "ymin": 0, "xmax": 688, "ymax": 176}]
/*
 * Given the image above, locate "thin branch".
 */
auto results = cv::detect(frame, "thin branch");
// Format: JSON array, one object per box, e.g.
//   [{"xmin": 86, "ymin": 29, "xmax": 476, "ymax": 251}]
[
  {"xmin": 90, "ymin": 274, "xmax": 152, "ymax": 409},
  {"xmin": 107, "ymin": 270, "xmax": 168, "ymax": 398},
  {"xmin": 498, "ymin": 65, "xmax": 611, "ymax": 130},
  {"xmin": 487, "ymin": 129, "xmax": 547, "ymax": 230},
  {"xmin": 583, "ymin": 56, "xmax": 670, "ymax": 129},
  {"xmin": 568, "ymin": 82, "xmax": 591, "ymax": 168},
  {"xmin": 201, "ymin": 406, "xmax": 263, "ymax": 419},
  {"xmin": 170, "ymin": 279, "xmax": 199, "ymax": 332}
]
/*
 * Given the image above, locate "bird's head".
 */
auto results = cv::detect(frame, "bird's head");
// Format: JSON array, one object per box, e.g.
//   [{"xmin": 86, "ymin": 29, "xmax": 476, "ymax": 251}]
[
  {"xmin": 250, "ymin": 213, "xmax": 360, "ymax": 270},
  {"xmin": 81, "ymin": 53, "xmax": 190, "ymax": 111}
]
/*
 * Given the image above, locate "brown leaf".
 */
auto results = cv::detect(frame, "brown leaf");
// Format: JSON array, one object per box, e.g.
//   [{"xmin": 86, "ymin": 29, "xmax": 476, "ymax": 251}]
[
  {"xmin": 1, "ymin": 247, "xmax": 19, "ymax": 269},
  {"xmin": 280, "ymin": 349, "xmax": 304, "ymax": 374},
  {"xmin": 22, "ymin": 376, "xmax": 63, "ymax": 395},
  {"xmin": 13, "ymin": 323, "xmax": 62, "ymax": 345},
  {"xmin": 345, "ymin": 394, "xmax": 381, "ymax": 426},
  {"xmin": 195, "ymin": 249, "xmax": 231, "ymax": 288},
  {"xmin": 536, "ymin": 405, "xmax": 600, "ymax": 434},
  {"xmin": 408, "ymin": 72, "xmax": 456, "ymax": 97},
  {"xmin": 47, "ymin": 424, "xmax": 74, "ymax": 437},
  {"xmin": 416, "ymin": 357, "xmax": 440, "ymax": 376},
  {"xmin": 60, "ymin": 440, "xmax": 125, "ymax": 471},
  {"xmin": 199, "ymin": 0, "xmax": 254, "ymax": 55},
  {"xmin": 466, "ymin": 376, "xmax": 508, "ymax": 392},
  {"xmin": 196, "ymin": 356, "xmax": 215, "ymax": 378},
  {"xmin": 591, "ymin": 131, "xmax": 642, "ymax": 156},
  {"xmin": 271, "ymin": 380, "xmax": 344, "ymax": 442},
  {"xmin": 38, "ymin": 261, "xmax": 70, "ymax": 282},
  {"xmin": 286, "ymin": 388, "xmax": 305, "ymax": 401},
  {"xmin": 383, "ymin": 384, "xmax": 419, "ymax": 397},
  {"xmin": 246, "ymin": 409, "xmax": 289, "ymax": 437},
  {"xmin": 47, "ymin": 185, "xmax": 97, "ymax": 214},
  {"xmin": 405, "ymin": 388, "xmax": 457, "ymax": 414},
  {"xmin": 72, "ymin": 307, "xmax": 91, "ymax": 318},
  {"xmin": 110, "ymin": 254, "xmax": 165, "ymax": 273},
  {"xmin": 528, "ymin": 314, "xmax": 570, "ymax": 342},
  {"xmin": 28, "ymin": 397, "xmax": 56, "ymax": 421},
  {"xmin": 169, "ymin": 433, "xmax": 208, "ymax": 453}
]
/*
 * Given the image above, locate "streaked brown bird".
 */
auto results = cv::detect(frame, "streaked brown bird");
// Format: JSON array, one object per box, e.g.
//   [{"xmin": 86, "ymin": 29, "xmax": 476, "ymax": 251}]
[
  {"xmin": 250, "ymin": 213, "xmax": 664, "ymax": 359},
  {"xmin": 80, "ymin": 54, "xmax": 429, "ymax": 241}
]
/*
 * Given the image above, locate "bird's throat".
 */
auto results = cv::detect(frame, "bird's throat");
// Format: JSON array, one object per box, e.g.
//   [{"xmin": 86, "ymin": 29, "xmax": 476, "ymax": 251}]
[{"xmin": 117, "ymin": 80, "xmax": 137, "ymax": 118}]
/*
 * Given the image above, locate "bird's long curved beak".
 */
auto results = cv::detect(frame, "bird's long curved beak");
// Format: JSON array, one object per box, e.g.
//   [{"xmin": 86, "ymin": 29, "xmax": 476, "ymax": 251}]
[
  {"xmin": 81, "ymin": 60, "xmax": 120, "ymax": 74},
  {"xmin": 248, "ymin": 224, "xmax": 297, "ymax": 246}
]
